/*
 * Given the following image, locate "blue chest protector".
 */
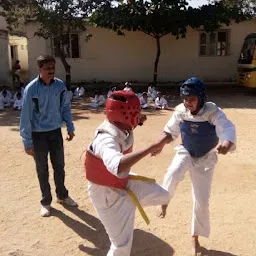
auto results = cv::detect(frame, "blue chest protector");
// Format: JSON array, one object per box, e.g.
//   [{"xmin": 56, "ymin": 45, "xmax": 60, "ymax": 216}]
[{"xmin": 180, "ymin": 120, "xmax": 219, "ymax": 157}]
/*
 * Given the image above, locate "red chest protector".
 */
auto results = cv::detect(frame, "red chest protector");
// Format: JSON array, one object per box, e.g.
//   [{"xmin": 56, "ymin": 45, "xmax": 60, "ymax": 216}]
[{"xmin": 85, "ymin": 146, "xmax": 133, "ymax": 189}]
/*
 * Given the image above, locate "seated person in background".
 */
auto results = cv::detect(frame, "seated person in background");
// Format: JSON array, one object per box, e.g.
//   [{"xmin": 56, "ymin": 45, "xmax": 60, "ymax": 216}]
[
  {"xmin": 148, "ymin": 84, "xmax": 153, "ymax": 95},
  {"xmin": 13, "ymin": 91, "xmax": 22, "ymax": 110},
  {"xmin": 136, "ymin": 90, "xmax": 143, "ymax": 99},
  {"xmin": 123, "ymin": 82, "xmax": 133, "ymax": 91},
  {"xmin": 139, "ymin": 92, "xmax": 149, "ymax": 109},
  {"xmin": 73, "ymin": 86, "xmax": 85, "ymax": 99},
  {"xmin": 107, "ymin": 86, "xmax": 117, "ymax": 98},
  {"xmin": 155, "ymin": 92, "xmax": 168, "ymax": 110},
  {"xmin": 13, "ymin": 89, "xmax": 22, "ymax": 102},
  {"xmin": 0, "ymin": 89, "xmax": 12, "ymax": 107},
  {"xmin": 148, "ymin": 85, "xmax": 157, "ymax": 101},
  {"xmin": 89, "ymin": 90, "xmax": 106, "ymax": 108}
]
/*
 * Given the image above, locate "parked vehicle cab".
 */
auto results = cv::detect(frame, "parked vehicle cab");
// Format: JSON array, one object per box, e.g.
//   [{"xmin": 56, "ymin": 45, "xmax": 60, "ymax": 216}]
[{"xmin": 238, "ymin": 33, "xmax": 256, "ymax": 88}]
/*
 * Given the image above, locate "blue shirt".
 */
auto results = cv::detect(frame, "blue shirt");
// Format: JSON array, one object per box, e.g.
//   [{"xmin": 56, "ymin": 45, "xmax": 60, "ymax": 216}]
[{"xmin": 20, "ymin": 77, "xmax": 75, "ymax": 149}]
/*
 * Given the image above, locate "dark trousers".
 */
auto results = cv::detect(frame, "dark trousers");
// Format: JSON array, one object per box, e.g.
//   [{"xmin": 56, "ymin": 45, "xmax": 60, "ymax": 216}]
[{"xmin": 32, "ymin": 128, "xmax": 68, "ymax": 206}]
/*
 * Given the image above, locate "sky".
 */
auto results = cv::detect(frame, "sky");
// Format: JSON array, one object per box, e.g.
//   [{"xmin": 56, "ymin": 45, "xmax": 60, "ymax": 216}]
[{"xmin": 188, "ymin": 0, "xmax": 209, "ymax": 7}]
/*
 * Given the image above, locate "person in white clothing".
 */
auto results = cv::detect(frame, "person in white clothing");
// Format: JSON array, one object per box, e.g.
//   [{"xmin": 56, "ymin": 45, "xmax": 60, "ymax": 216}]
[
  {"xmin": 155, "ymin": 92, "xmax": 168, "ymax": 109},
  {"xmin": 152, "ymin": 77, "xmax": 236, "ymax": 255},
  {"xmin": 73, "ymin": 86, "xmax": 85, "ymax": 99},
  {"xmin": 13, "ymin": 91, "xmax": 22, "ymax": 110},
  {"xmin": 148, "ymin": 85, "xmax": 157, "ymax": 100},
  {"xmin": 2, "ymin": 87, "xmax": 12, "ymax": 99},
  {"xmin": 107, "ymin": 86, "xmax": 117, "ymax": 98},
  {"xmin": 0, "ymin": 89, "xmax": 12, "ymax": 107},
  {"xmin": 123, "ymin": 82, "xmax": 132, "ymax": 91},
  {"xmin": 85, "ymin": 90, "xmax": 169, "ymax": 256},
  {"xmin": 139, "ymin": 92, "xmax": 149, "ymax": 109},
  {"xmin": 89, "ymin": 90, "xmax": 106, "ymax": 108},
  {"xmin": 13, "ymin": 90, "xmax": 22, "ymax": 102}
]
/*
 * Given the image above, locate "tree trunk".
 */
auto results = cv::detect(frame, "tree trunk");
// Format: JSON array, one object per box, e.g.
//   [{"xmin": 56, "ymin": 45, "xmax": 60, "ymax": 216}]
[
  {"xmin": 59, "ymin": 51, "xmax": 71, "ymax": 90},
  {"xmin": 153, "ymin": 37, "xmax": 161, "ymax": 86},
  {"xmin": 55, "ymin": 35, "xmax": 71, "ymax": 90}
]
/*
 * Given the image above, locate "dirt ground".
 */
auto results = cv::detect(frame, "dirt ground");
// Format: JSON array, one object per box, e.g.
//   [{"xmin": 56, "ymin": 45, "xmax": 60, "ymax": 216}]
[{"xmin": 0, "ymin": 87, "xmax": 256, "ymax": 256}]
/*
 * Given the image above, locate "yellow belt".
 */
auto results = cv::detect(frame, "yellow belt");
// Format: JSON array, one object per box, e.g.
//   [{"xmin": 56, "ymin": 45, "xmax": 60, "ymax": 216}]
[{"xmin": 125, "ymin": 174, "xmax": 156, "ymax": 225}]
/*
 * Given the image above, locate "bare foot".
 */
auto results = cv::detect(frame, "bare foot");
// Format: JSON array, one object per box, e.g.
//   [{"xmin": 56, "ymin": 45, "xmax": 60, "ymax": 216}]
[
  {"xmin": 192, "ymin": 236, "xmax": 201, "ymax": 256},
  {"xmin": 157, "ymin": 204, "xmax": 168, "ymax": 218}
]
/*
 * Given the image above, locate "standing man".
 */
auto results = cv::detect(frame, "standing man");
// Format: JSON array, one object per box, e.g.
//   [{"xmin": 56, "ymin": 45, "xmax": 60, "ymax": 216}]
[
  {"xmin": 20, "ymin": 55, "xmax": 77, "ymax": 217},
  {"xmin": 12, "ymin": 60, "xmax": 21, "ymax": 83}
]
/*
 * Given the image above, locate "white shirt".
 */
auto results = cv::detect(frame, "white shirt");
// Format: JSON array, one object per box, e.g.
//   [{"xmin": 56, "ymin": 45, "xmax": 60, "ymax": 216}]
[
  {"xmin": 155, "ymin": 96, "xmax": 168, "ymax": 107},
  {"xmin": 13, "ymin": 92, "xmax": 22, "ymax": 101},
  {"xmin": 139, "ymin": 96, "xmax": 148, "ymax": 106},
  {"xmin": 123, "ymin": 86, "xmax": 132, "ymax": 91},
  {"xmin": 164, "ymin": 102, "xmax": 236, "ymax": 150},
  {"xmin": 13, "ymin": 99, "xmax": 22, "ymax": 109},
  {"xmin": 74, "ymin": 87, "xmax": 84, "ymax": 98},
  {"xmin": 95, "ymin": 95, "xmax": 106, "ymax": 105},
  {"xmin": 78, "ymin": 87, "xmax": 85, "ymax": 97},
  {"xmin": 90, "ymin": 120, "xmax": 134, "ymax": 178},
  {"xmin": 0, "ymin": 90, "xmax": 12, "ymax": 103}
]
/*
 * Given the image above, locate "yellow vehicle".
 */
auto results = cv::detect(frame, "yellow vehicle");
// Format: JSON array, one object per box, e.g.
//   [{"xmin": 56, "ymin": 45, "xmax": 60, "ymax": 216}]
[{"xmin": 237, "ymin": 33, "xmax": 256, "ymax": 88}]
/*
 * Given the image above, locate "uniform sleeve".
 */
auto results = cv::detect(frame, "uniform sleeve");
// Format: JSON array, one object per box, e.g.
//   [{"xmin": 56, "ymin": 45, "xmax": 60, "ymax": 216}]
[
  {"xmin": 163, "ymin": 111, "xmax": 181, "ymax": 140},
  {"xmin": 210, "ymin": 108, "xmax": 236, "ymax": 151},
  {"xmin": 92, "ymin": 134, "xmax": 124, "ymax": 177}
]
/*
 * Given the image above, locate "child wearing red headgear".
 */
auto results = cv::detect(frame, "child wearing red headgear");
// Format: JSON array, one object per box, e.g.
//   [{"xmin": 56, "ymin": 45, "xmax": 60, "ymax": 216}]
[{"xmin": 85, "ymin": 90, "xmax": 170, "ymax": 256}]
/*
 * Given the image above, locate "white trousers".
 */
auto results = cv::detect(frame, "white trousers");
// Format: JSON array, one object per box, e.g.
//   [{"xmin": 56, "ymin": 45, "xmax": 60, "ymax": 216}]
[
  {"xmin": 162, "ymin": 145, "xmax": 218, "ymax": 238},
  {"xmin": 88, "ymin": 180, "xmax": 169, "ymax": 256}
]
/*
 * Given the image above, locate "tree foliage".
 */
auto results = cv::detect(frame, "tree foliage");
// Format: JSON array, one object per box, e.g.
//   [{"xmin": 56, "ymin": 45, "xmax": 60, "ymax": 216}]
[
  {"xmin": 1, "ymin": 0, "xmax": 92, "ymax": 89},
  {"xmin": 212, "ymin": 0, "xmax": 256, "ymax": 16},
  {"xmin": 1, "ymin": 0, "xmax": 252, "ymax": 85},
  {"xmin": 91, "ymin": 0, "xmax": 250, "ymax": 84}
]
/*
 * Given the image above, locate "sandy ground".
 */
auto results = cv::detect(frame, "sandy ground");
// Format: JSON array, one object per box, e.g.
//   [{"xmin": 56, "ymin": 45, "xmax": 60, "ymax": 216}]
[{"xmin": 0, "ymin": 87, "xmax": 256, "ymax": 256}]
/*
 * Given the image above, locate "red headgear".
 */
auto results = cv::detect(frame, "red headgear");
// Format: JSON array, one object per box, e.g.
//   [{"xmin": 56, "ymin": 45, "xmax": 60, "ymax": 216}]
[{"xmin": 106, "ymin": 90, "xmax": 141, "ymax": 129}]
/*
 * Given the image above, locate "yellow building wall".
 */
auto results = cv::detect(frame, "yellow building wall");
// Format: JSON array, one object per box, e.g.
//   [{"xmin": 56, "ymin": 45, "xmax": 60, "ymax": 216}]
[{"xmin": 26, "ymin": 19, "xmax": 256, "ymax": 83}]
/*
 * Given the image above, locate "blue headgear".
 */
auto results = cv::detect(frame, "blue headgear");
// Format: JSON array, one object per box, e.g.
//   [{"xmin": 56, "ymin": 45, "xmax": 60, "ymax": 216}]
[{"xmin": 180, "ymin": 77, "xmax": 207, "ymax": 109}]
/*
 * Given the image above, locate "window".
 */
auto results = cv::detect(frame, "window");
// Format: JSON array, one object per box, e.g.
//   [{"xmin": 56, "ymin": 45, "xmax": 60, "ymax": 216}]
[
  {"xmin": 10, "ymin": 46, "xmax": 14, "ymax": 59},
  {"xmin": 53, "ymin": 33, "xmax": 80, "ymax": 58},
  {"xmin": 199, "ymin": 30, "xmax": 229, "ymax": 56}
]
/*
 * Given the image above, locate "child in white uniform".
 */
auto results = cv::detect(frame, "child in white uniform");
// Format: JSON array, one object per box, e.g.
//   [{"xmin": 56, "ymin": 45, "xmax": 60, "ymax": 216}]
[
  {"xmin": 89, "ymin": 90, "xmax": 106, "ymax": 108},
  {"xmin": 0, "ymin": 89, "xmax": 12, "ymax": 107},
  {"xmin": 139, "ymin": 92, "xmax": 149, "ymax": 109},
  {"xmin": 155, "ymin": 92, "xmax": 168, "ymax": 109},
  {"xmin": 153, "ymin": 77, "xmax": 236, "ymax": 255},
  {"xmin": 123, "ymin": 82, "xmax": 132, "ymax": 91},
  {"xmin": 13, "ymin": 91, "xmax": 22, "ymax": 110},
  {"xmin": 85, "ymin": 90, "xmax": 169, "ymax": 256}
]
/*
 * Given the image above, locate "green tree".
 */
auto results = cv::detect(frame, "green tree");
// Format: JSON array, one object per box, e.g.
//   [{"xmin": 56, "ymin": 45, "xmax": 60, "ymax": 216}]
[
  {"xmin": 91, "ymin": 0, "xmax": 249, "ymax": 85},
  {"xmin": 1, "ymin": 0, "xmax": 91, "ymax": 89},
  {"xmin": 211, "ymin": 0, "xmax": 256, "ymax": 15}
]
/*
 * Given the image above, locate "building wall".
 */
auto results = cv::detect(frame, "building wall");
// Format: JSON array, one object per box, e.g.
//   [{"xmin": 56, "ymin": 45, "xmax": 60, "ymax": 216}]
[
  {"xmin": 9, "ymin": 35, "xmax": 29, "ymax": 72},
  {"xmin": 26, "ymin": 19, "xmax": 256, "ymax": 83},
  {"xmin": 0, "ymin": 16, "xmax": 10, "ymax": 84}
]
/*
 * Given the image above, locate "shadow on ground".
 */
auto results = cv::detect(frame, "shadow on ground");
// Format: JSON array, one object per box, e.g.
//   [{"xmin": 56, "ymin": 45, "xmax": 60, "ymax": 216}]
[{"xmin": 51, "ymin": 206, "xmax": 174, "ymax": 256}]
